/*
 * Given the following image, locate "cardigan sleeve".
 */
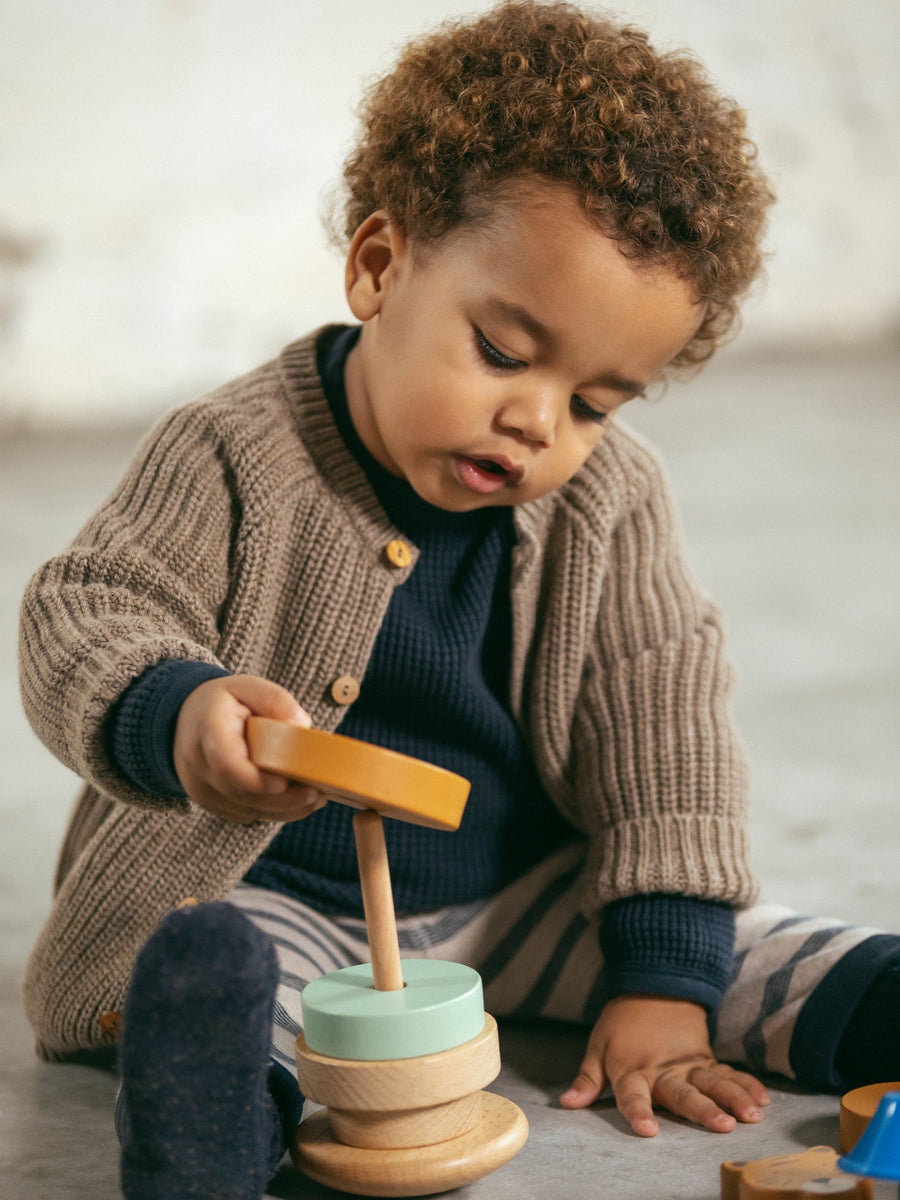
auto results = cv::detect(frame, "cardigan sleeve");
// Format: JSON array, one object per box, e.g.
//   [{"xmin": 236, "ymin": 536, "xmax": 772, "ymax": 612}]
[
  {"xmin": 566, "ymin": 429, "xmax": 757, "ymax": 910},
  {"xmin": 18, "ymin": 405, "xmax": 237, "ymax": 812}
]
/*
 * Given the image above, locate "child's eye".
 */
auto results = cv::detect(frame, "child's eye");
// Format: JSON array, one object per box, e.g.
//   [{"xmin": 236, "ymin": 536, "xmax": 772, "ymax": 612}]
[
  {"xmin": 474, "ymin": 328, "xmax": 527, "ymax": 371},
  {"xmin": 571, "ymin": 395, "xmax": 609, "ymax": 425}
]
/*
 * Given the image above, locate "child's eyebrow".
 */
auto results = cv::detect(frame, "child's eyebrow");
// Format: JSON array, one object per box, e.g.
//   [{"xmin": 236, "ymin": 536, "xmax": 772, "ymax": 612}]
[
  {"xmin": 483, "ymin": 296, "xmax": 647, "ymax": 398},
  {"xmin": 484, "ymin": 297, "xmax": 551, "ymax": 344}
]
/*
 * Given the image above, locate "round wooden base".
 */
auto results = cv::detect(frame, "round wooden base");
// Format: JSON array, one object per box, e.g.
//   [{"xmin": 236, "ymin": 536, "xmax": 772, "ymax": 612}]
[{"xmin": 293, "ymin": 1090, "xmax": 529, "ymax": 1197}]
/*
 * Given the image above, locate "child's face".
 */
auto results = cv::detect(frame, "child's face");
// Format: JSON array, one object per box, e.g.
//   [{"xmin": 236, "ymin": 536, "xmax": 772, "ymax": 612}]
[{"xmin": 343, "ymin": 178, "xmax": 703, "ymax": 512}]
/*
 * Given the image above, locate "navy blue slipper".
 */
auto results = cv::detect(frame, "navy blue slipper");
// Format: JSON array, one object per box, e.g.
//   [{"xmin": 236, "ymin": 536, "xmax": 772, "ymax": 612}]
[{"xmin": 117, "ymin": 901, "xmax": 287, "ymax": 1200}]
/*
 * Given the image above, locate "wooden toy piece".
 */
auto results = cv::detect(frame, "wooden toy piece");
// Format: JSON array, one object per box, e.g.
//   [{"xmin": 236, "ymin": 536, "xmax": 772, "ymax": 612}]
[
  {"xmin": 295, "ymin": 1014, "xmax": 528, "ymax": 1197},
  {"xmin": 354, "ymin": 809, "xmax": 404, "ymax": 992},
  {"xmin": 841, "ymin": 1083, "xmax": 900, "ymax": 1153},
  {"xmin": 296, "ymin": 1015, "xmax": 502, "ymax": 1149},
  {"xmin": 301, "ymin": 956, "xmax": 486, "ymax": 1062},
  {"xmin": 246, "ymin": 718, "xmax": 471, "ymax": 830},
  {"xmin": 721, "ymin": 1147, "xmax": 873, "ymax": 1200},
  {"xmin": 295, "ymin": 1093, "xmax": 527, "ymax": 1198}
]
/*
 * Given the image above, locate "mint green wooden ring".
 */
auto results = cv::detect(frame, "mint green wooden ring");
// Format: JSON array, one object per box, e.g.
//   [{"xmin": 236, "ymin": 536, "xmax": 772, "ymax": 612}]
[{"xmin": 301, "ymin": 960, "xmax": 485, "ymax": 1061}]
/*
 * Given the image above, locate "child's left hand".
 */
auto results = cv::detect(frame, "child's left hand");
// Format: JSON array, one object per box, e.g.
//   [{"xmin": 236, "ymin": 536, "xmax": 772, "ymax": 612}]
[{"xmin": 559, "ymin": 994, "xmax": 771, "ymax": 1136}]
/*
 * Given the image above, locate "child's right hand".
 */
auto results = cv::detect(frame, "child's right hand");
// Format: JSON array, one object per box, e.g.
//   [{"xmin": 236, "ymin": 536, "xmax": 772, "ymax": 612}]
[{"xmin": 173, "ymin": 675, "xmax": 327, "ymax": 824}]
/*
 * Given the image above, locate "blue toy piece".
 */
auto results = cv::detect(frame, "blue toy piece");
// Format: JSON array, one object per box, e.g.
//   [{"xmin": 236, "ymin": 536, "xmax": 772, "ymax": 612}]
[{"xmin": 838, "ymin": 1091, "xmax": 900, "ymax": 1181}]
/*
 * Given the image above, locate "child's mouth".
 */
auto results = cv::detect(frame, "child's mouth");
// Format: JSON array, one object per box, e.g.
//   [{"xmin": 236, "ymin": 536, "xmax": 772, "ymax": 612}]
[{"xmin": 454, "ymin": 455, "xmax": 523, "ymax": 495}]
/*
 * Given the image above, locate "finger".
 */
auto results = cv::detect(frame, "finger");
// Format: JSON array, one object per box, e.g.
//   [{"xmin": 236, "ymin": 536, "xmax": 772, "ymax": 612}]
[
  {"xmin": 687, "ymin": 1065, "xmax": 766, "ymax": 1124},
  {"xmin": 560, "ymin": 1062, "xmax": 606, "ymax": 1110},
  {"xmin": 611, "ymin": 1071, "xmax": 658, "ymax": 1137},
  {"xmin": 193, "ymin": 781, "xmax": 326, "ymax": 825},
  {"xmin": 228, "ymin": 675, "xmax": 311, "ymax": 726},
  {"xmin": 199, "ymin": 705, "xmax": 306, "ymax": 796},
  {"xmin": 653, "ymin": 1070, "xmax": 736, "ymax": 1133},
  {"xmin": 728, "ymin": 1068, "xmax": 771, "ymax": 1107},
  {"xmin": 227, "ymin": 677, "xmax": 313, "ymax": 792},
  {"xmin": 189, "ymin": 782, "xmax": 258, "ymax": 824},
  {"xmin": 199, "ymin": 726, "xmax": 279, "ymax": 796},
  {"xmin": 234, "ymin": 783, "xmax": 327, "ymax": 823}
]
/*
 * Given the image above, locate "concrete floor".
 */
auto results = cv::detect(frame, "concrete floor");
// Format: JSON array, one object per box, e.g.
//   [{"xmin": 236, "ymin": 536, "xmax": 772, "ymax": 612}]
[{"xmin": 1, "ymin": 348, "xmax": 898, "ymax": 1198}]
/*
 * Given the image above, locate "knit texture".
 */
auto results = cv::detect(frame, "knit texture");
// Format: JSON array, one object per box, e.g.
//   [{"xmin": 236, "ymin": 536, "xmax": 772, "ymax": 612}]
[
  {"xmin": 107, "ymin": 659, "xmax": 231, "ymax": 797},
  {"xmin": 600, "ymin": 893, "xmax": 735, "ymax": 1011},
  {"xmin": 19, "ymin": 325, "xmax": 755, "ymax": 1058}
]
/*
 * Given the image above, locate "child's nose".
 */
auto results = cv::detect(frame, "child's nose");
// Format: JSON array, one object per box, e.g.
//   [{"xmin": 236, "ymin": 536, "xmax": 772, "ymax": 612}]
[{"xmin": 495, "ymin": 389, "xmax": 557, "ymax": 447}]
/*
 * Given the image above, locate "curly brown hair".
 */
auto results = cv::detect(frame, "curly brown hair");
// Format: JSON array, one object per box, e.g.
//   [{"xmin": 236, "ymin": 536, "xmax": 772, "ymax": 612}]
[{"xmin": 334, "ymin": 1, "xmax": 774, "ymax": 368}]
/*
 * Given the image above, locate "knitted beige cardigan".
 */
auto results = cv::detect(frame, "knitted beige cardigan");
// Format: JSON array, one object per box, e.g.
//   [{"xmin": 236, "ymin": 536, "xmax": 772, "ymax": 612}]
[{"xmin": 18, "ymin": 328, "xmax": 756, "ymax": 1060}]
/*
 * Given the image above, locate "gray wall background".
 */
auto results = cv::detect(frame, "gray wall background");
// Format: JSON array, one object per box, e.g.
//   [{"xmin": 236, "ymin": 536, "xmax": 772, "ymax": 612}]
[{"xmin": 2, "ymin": 0, "xmax": 899, "ymax": 426}]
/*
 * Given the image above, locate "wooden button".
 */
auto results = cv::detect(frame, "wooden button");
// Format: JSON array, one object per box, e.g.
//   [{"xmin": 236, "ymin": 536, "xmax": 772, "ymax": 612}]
[
  {"xmin": 384, "ymin": 539, "xmax": 412, "ymax": 569},
  {"xmin": 99, "ymin": 1010, "xmax": 122, "ymax": 1041},
  {"xmin": 331, "ymin": 675, "xmax": 361, "ymax": 705}
]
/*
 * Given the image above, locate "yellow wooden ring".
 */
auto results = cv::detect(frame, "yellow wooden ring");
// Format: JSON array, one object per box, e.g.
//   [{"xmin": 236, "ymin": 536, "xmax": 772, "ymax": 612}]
[
  {"xmin": 246, "ymin": 718, "xmax": 470, "ymax": 831},
  {"xmin": 840, "ymin": 1081, "xmax": 900, "ymax": 1152}
]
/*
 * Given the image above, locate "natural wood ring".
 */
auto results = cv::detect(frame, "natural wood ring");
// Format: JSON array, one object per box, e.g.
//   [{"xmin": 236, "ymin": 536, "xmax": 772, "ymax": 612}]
[{"xmin": 293, "ymin": 1090, "xmax": 529, "ymax": 1197}]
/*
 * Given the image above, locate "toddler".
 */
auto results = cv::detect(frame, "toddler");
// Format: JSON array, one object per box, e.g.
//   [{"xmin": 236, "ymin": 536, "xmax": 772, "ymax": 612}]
[{"xmin": 19, "ymin": 4, "xmax": 900, "ymax": 1198}]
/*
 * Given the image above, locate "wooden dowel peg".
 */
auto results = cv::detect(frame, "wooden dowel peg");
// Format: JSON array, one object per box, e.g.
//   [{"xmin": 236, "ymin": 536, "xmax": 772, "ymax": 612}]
[{"xmin": 353, "ymin": 810, "xmax": 404, "ymax": 992}]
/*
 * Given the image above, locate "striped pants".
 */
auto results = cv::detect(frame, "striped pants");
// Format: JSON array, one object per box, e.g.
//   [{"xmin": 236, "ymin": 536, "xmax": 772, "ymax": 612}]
[{"xmin": 228, "ymin": 843, "xmax": 898, "ymax": 1091}]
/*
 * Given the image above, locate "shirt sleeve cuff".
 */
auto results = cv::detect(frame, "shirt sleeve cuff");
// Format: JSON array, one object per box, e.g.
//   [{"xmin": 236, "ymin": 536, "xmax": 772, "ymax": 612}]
[
  {"xmin": 105, "ymin": 659, "xmax": 231, "ymax": 798},
  {"xmin": 599, "ymin": 893, "xmax": 736, "ymax": 1012}
]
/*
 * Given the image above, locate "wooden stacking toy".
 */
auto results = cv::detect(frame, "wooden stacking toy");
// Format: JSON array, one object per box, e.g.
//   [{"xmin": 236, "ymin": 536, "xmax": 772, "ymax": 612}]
[{"xmin": 247, "ymin": 718, "xmax": 529, "ymax": 1197}]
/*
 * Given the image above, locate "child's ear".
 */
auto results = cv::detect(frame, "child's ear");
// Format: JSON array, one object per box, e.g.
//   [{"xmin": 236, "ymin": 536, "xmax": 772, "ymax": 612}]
[{"xmin": 345, "ymin": 212, "xmax": 407, "ymax": 321}]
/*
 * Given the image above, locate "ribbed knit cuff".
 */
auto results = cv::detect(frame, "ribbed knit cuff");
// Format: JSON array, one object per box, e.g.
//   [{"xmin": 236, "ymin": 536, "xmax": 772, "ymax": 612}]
[
  {"xmin": 599, "ymin": 894, "xmax": 735, "ymax": 1012},
  {"xmin": 106, "ymin": 659, "xmax": 232, "ymax": 798}
]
